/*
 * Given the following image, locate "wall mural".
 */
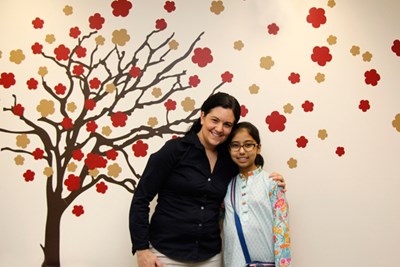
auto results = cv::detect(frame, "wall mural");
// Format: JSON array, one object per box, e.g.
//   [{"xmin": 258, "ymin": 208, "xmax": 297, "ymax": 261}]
[{"xmin": 0, "ymin": 0, "xmax": 399, "ymax": 266}]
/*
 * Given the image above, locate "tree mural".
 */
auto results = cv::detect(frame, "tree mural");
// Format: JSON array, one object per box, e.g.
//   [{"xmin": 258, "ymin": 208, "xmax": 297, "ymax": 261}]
[{"xmin": 0, "ymin": 2, "xmax": 234, "ymax": 266}]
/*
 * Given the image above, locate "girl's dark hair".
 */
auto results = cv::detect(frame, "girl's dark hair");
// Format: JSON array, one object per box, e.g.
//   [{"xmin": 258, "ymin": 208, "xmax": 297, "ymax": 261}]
[
  {"xmin": 230, "ymin": 121, "xmax": 264, "ymax": 167},
  {"xmin": 186, "ymin": 92, "xmax": 241, "ymax": 135}
]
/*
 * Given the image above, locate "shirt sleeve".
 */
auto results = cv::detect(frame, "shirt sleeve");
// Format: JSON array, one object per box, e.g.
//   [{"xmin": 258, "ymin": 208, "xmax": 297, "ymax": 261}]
[
  {"xmin": 129, "ymin": 139, "xmax": 180, "ymax": 254},
  {"xmin": 270, "ymin": 183, "xmax": 291, "ymax": 267}
]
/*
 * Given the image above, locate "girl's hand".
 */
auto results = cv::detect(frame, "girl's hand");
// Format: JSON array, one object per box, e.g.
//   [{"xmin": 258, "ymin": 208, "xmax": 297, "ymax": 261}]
[{"xmin": 269, "ymin": 172, "xmax": 287, "ymax": 192}]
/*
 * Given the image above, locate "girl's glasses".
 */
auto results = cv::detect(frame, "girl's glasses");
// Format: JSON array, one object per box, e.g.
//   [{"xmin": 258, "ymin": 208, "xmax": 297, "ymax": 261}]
[{"xmin": 229, "ymin": 143, "xmax": 257, "ymax": 152}]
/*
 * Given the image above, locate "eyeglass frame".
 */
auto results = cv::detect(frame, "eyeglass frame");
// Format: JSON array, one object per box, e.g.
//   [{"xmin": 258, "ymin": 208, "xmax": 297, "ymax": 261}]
[{"xmin": 228, "ymin": 142, "xmax": 258, "ymax": 152}]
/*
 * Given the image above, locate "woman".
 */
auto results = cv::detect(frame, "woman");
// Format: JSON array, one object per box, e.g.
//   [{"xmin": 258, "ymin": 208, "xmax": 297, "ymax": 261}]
[
  {"xmin": 129, "ymin": 93, "xmax": 285, "ymax": 267},
  {"xmin": 223, "ymin": 122, "xmax": 291, "ymax": 267}
]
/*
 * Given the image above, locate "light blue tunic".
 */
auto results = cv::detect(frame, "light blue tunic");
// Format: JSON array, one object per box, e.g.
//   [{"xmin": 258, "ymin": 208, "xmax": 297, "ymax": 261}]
[{"xmin": 223, "ymin": 168, "xmax": 291, "ymax": 267}]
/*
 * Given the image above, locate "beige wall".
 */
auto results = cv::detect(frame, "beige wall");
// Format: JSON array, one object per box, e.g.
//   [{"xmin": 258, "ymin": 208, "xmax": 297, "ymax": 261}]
[{"xmin": 0, "ymin": 0, "xmax": 399, "ymax": 266}]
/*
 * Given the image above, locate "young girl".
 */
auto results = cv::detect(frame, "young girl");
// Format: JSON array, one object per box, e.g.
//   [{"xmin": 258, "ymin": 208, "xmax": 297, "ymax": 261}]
[{"xmin": 223, "ymin": 122, "xmax": 291, "ymax": 267}]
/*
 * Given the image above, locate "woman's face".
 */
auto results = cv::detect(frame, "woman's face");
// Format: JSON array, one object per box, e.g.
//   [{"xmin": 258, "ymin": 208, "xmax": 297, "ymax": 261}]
[
  {"xmin": 229, "ymin": 128, "xmax": 260, "ymax": 173},
  {"xmin": 198, "ymin": 107, "xmax": 235, "ymax": 150}
]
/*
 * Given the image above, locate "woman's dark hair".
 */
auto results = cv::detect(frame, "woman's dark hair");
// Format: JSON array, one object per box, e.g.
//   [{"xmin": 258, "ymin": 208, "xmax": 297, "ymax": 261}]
[
  {"xmin": 230, "ymin": 121, "xmax": 264, "ymax": 167},
  {"xmin": 186, "ymin": 92, "xmax": 241, "ymax": 134}
]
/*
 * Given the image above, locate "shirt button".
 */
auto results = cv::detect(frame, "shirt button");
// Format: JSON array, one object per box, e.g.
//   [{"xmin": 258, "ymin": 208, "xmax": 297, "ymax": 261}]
[
  {"xmin": 198, "ymin": 223, "xmax": 202, "ymax": 227},
  {"xmin": 207, "ymin": 178, "xmax": 211, "ymax": 182},
  {"xmin": 201, "ymin": 206, "xmax": 204, "ymax": 210}
]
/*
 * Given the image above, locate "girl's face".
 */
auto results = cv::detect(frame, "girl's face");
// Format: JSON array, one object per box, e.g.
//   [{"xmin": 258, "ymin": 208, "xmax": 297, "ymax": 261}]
[
  {"xmin": 229, "ymin": 128, "xmax": 260, "ymax": 174},
  {"xmin": 198, "ymin": 107, "xmax": 235, "ymax": 150}
]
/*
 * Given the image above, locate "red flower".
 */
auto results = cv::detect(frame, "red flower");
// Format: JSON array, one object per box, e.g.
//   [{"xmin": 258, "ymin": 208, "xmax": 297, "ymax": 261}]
[
  {"xmin": 192, "ymin": 47, "xmax": 213, "ymax": 67},
  {"xmin": 296, "ymin": 136, "xmax": 308, "ymax": 148},
  {"xmin": 288, "ymin": 72, "xmax": 300, "ymax": 84},
  {"xmin": 75, "ymin": 46, "xmax": 87, "ymax": 58},
  {"xmin": 0, "ymin": 72, "xmax": 16, "ymax": 89},
  {"xmin": 96, "ymin": 182, "xmax": 108, "ymax": 194},
  {"xmin": 84, "ymin": 98, "xmax": 96, "ymax": 110},
  {"xmin": 23, "ymin": 170, "xmax": 35, "ymax": 182},
  {"xmin": 302, "ymin": 100, "xmax": 314, "ymax": 112},
  {"xmin": 164, "ymin": 99, "xmax": 177, "ymax": 111},
  {"xmin": 89, "ymin": 13, "xmax": 105, "ymax": 30},
  {"xmin": 111, "ymin": 0, "xmax": 133, "ymax": 17},
  {"xmin": 73, "ymin": 64, "xmax": 84, "ymax": 76},
  {"xmin": 155, "ymin": 19, "xmax": 167, "ymax": 31},
  {"xmin": 31, "ymin": 42, "xmax": 43, "ymax": 54},
  {"xmin": 267, "ymin": 23, "xmax": 279, "ymax": 35},
  {"xmin": 12, "ymin": 104, "xmax": 25, "ymax": 117},
  {"xmin": 32, "ymin": 17, "xmax": 44, "ymax": 29},
  {"xmin": 132, "ymin": 140, "xmax": 149, "ymax": 157},
  {"xmin": 221, "ymin": 71, "xmax": 233, "ymax": 83},
  {"xmin": 364, "ymin": 69, "xmax": 380, "ymax": 86},
  {"xmin": 55, "ymin": 83, "xmax": 67, "ymax": 95},
  {"xmin": 336, "ymin": 146, "xmax": 345, "ymax": 157},
  {"xmin": 32, "ymin": 148, "xmax": 45, "ymax": 160},
  {"xmin": 391, "ymin": 39, "xmax": 400, "ymax": 57},
  {"xmin": 72, "ymin": 205, "xmax": 84, "ymax": 217},
  {"xmin": 164, "ymin": 1, "xmax": 176, "ymax": 13},
  {"xmin": 27, "ymin": 78, "xmax": 38, "ymax": 90},
  {"xmin": 265, "ymin": 111, "xmax": 287, "ymax": 132},
  {"xmin": 64, "ymin": 174, "xmax": 81, "ymax": 191},
  {"xmin": 84, "ymin": 153, "xmax": 108, "ymax": 170},
  {"xmin": 69, "ymin": 26, "xmax": 81, "ymax": 39},
  {"xmin": 129, "ymin": 66, "xmax": 141, "ymax": 78},
  {"xmin": 359, "ymin": 100, "xmax": 370, "ymax": 112},
  {"xmin": 188, "ymin": 75, "xmax": 201, "ymax": 87},
  {"xmin": 306, "ymin": 7, "xmax": 327, "ymax": 28},
  {"xmin": 111, "ymin": 111, "xmax": 128, "ymax": 127},
  {"xmin": 106, "ymin": 149, "xmax": 118, "ymax": 160},
  {"xmin": 72, "ymin": 149, "xmax": 84, "ymax": 161},
  {"xmin": 86, "ymin": 121, "xmax": 98, "ymax": 133},
  {"xmin": 89, "ymin": 77, "xmax": 101, "ymax": 89},
  {"xmin": 54, "ymin": 44, "xmax": 70, "ymax": 61},
  {"xmin": 240, "ymin": 105, "xmax": 248, "ymax": 117},
  {"xmin": 61, "ymin": 117, "xmax": 74, "ymax": 130},
  {"xmin": 311, "ymin": 46, "xmax": 332, "ymax": 66}
]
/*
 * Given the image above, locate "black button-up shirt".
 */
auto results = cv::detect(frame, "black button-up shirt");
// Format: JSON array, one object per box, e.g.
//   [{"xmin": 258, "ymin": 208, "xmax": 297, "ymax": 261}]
[{"xmin": 129, "ymin": 131, "xmax": 238, "ymax": 262}]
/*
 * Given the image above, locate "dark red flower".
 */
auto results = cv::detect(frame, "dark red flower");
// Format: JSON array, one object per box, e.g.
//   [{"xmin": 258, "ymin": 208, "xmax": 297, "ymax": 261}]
[
  {"xmin": 61, "ymin": 117, "xmax": 74, "ymax": 130},
  {"xmin": 111, "ymin": 0, "xmax": 133, "ymax": 17},
  {"xmin": 265, "ymin": 111, "xmax": 287, "ymax": 132},
  {"xmin": 267, "ymin": 23, "xmax": 279, "ymax": 35},
  {"xmin": 189, "ymin": 75, "xmax": 201, "ymax": 87},
  {"xmin": 31, "ymin": 42, "xmax": 43, "ymax": 54},
  {"xmin": 23, "ymin": 169, "xmax": 35, "ymax": 182},
  {"xmin": 391, "ymin": 39, "xmax": 400, "ymax": 57},
  {"xmin": 27, "ymin": 78, "xmax": 38, "ymax": 90},
  {"xmin": 359, "ymin": 100, "xmax": 370, "ymax": 112},
  {"xmin": 89, "ymin": 77, "xmax": 101, "ymax": 89},
  {"xmin": 240, "ymin": 105, "xmax": 248, "ymax": 117},
  {"xmin": 72, "ymin": 205, "xmax": 84, "ymax": 217},
  {"xmin": 64, "ymin": 174, "xmax": 81, "ymax": 191},
  {"xmin": 302, "ymin": 100, "xmax": 314, "ymax": 112},
  {"xmin": 12, "ymin": 104, "xmax": 24, "ymax": 117},
  {"xmin": 288, "ymin": 72, "xmax": 300, "ymax": 84},
  {"xmin": 54, "ymin": 44, "xmax": 70, "ymax": 61},
  {"xmin": 72, "ymin": 149, "xmax": 84, "ymax": 161},
  {"xmin": 192, "ymin": 47, "xmax": 213, "ymax": 67},
  {"xmin": 32, "ymin": 148, "xmax": 45, "ymax": 160},
  {"xmin": 106, "ymin": 149, "xmax": 118, "ymax": 160},
  {"xmin": 221, "ymin": 71, "xmax": 233, "ymax": 83},
  {"xmin": 89, "ymin": 13, "xmax": 105, "ymax": 30},
  {"xmin": 75, "ymin": 46, "xmax": 87, "ymax": 58},
  {"xmin": 84, "ymin": 153, "xmax": 108, "ymax": 170},
  {"xmin": 364, "ymin": 69, "xmax": 380, "ymax": 86},
  {"xmin": 73, "ymin": 64, "xmax": 84, "ymax": 76},
  {"xmin": 55, "ymin": 83, "xmax": 67, "ymax": 95},
  {"xmin": 129, "ymin": 66, "xmax": 141, "ymax": 78},
  {"xmin": 164, "ymin": 1, "xmax": 176, "ymax": 13},
  {"xmin": 336, "ymin": 146, "xmax": 345, "ymax": 157},
  {"xmin": 132, "ymin": 140, "xmax": 149, "ymax": 157},
  {"xmin": 69, "ymin": 27, "xmax": 81, "ymax": 39},
  {"xmin": 86, "ymin": 121, "xmax": 98, "ymax": 133},
  {"xmin": 164, "ymin": 99, "xmax": 177, "ymax": 111},
  {"xmin": 306, "ymin": 7, "xmax": 327, "ymax": 28},
  {"xmin": 96, "ymin": 182, "xmax": 108, "ymax": 194},
  {"xmin": 0, "ymin": 72, "xmax": 16, "ymax": 89},
  {"xmin": 296, "ymin": 136, "xmax": 308, "ymax": 148},
  {"xmin": 155, "ymin": 19, "xmax": 167, "ymax": 31},
  {"xmin": 84, "ymin": 98, "xmax": 96, "ymax": 110},
  {"xmin": 32, "ymin": 17, "xmax": 44, "ymax": 29},
  {"xmin": 111, "ymin": 111, "xmax": 128, "ymax": 127},
  {"xmin": 311, "ymin": 46, "xmax": 332, "ymax": 66}
]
